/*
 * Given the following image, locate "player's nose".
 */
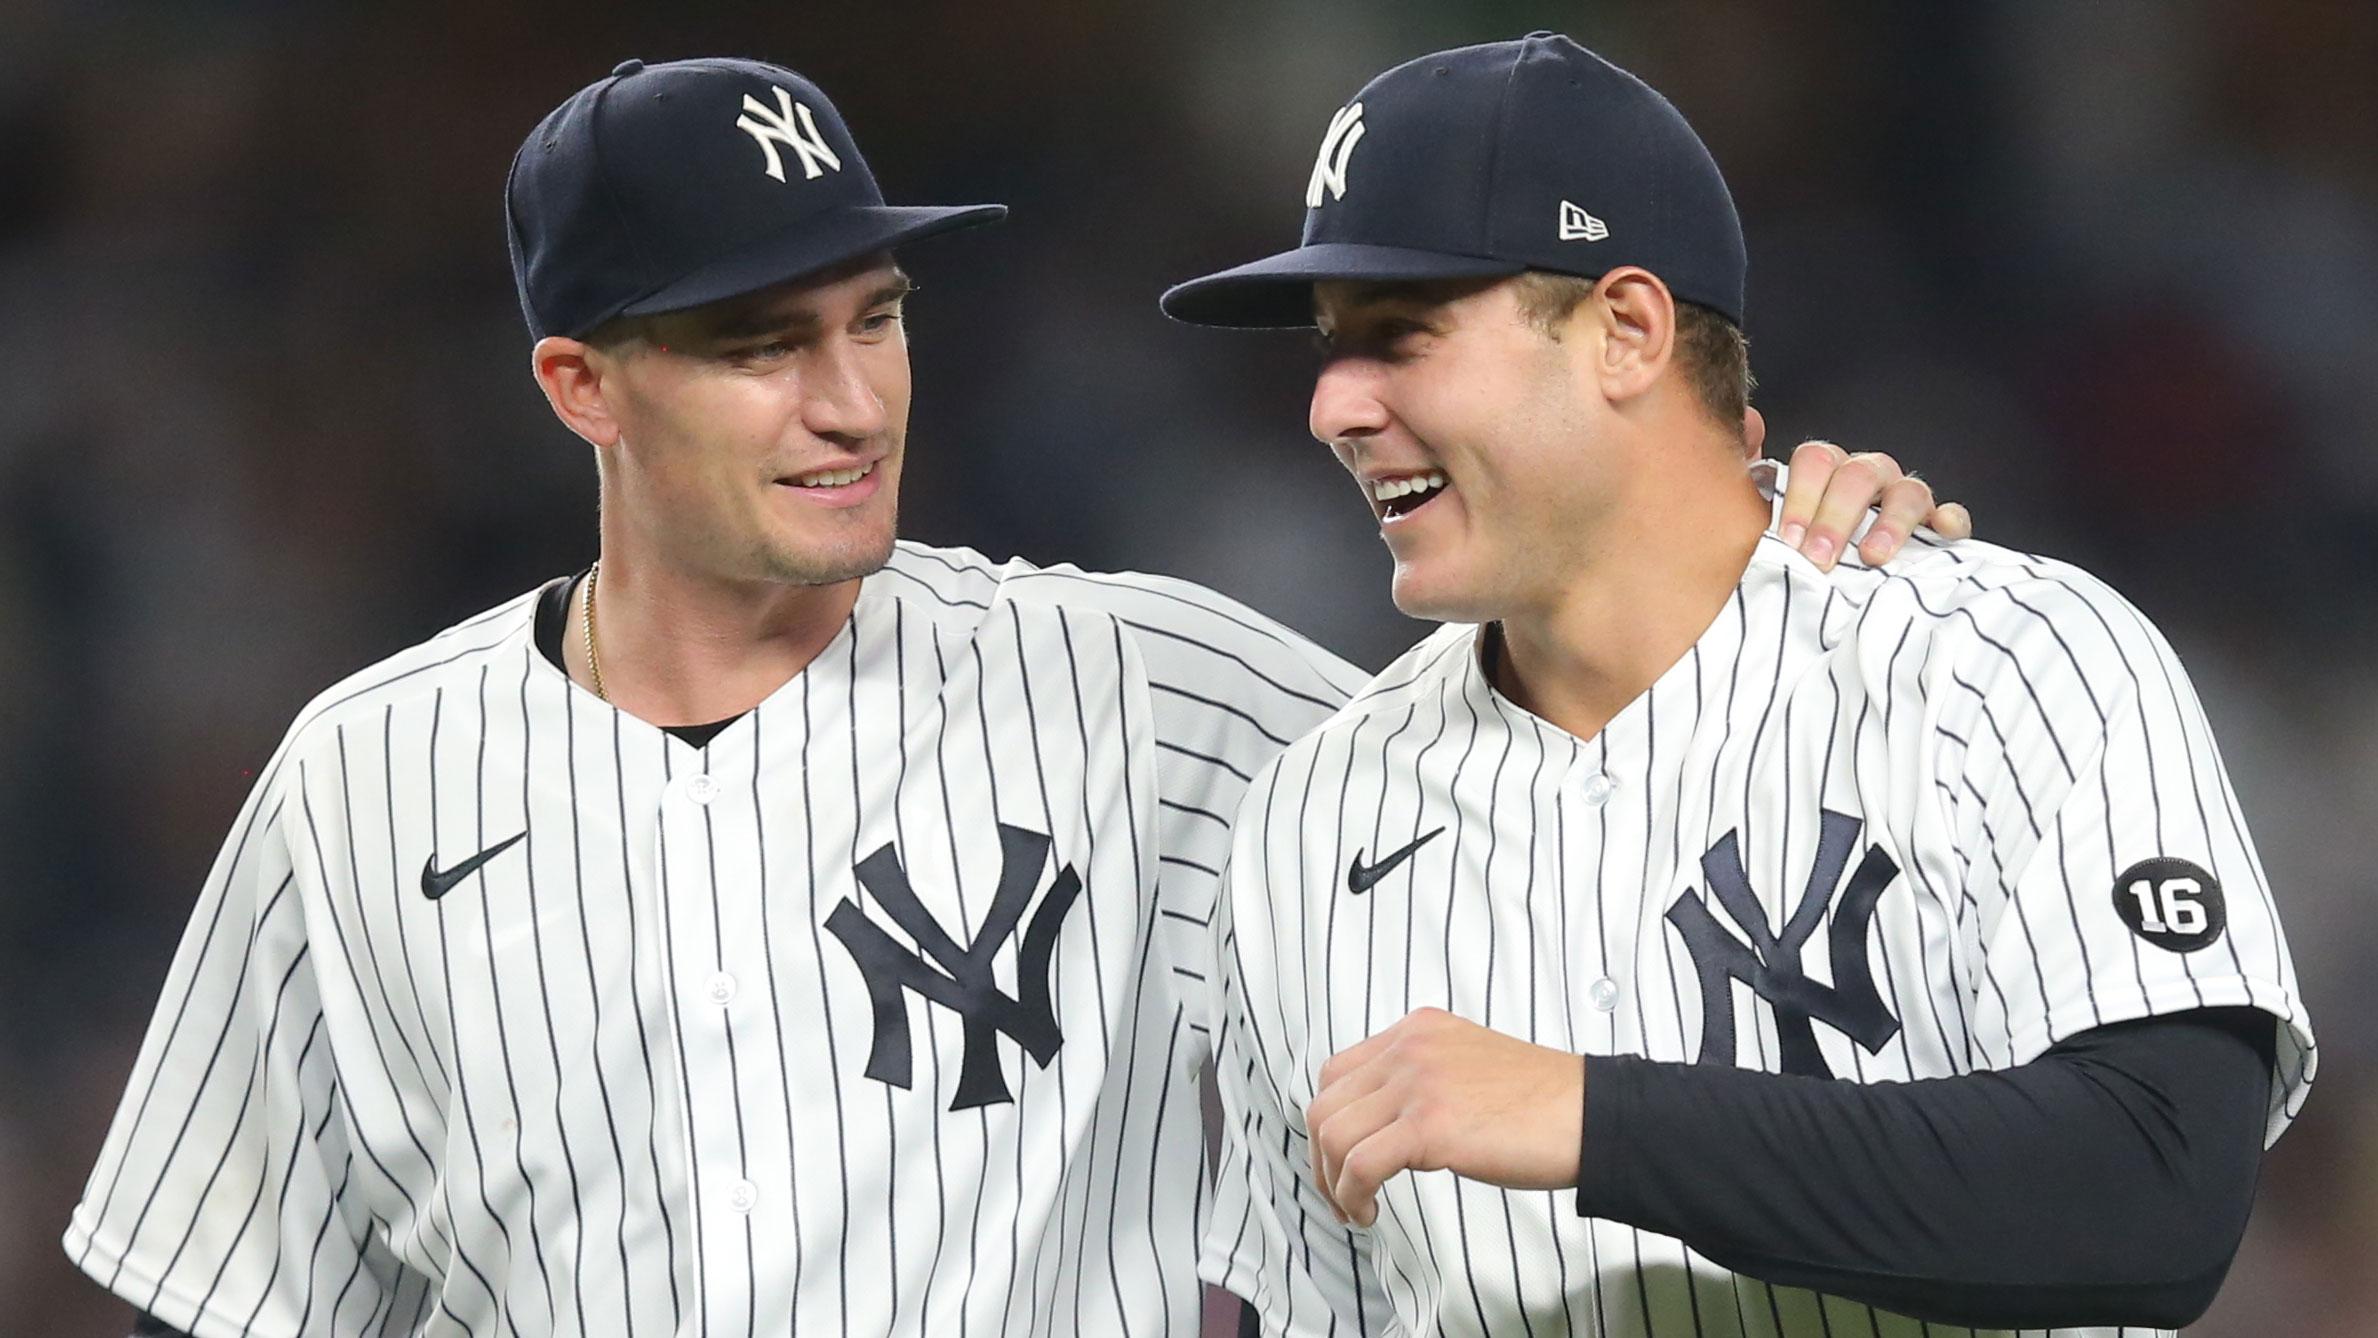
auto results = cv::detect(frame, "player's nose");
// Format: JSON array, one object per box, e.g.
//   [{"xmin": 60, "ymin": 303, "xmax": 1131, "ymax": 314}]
[
  {"xmin": 800, "ymin": 338, "xmax": 891, "ymax": 441},
  {"xmin": 1309, "ymin": 359, "xmax": 1391, "ymax": 450}
]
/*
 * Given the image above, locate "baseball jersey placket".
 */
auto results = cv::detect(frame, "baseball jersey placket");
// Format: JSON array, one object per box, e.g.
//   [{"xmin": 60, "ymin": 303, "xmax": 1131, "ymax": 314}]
[
  {"xmin": 1488, "ymin": 591, "xmax": 1758, "ymax": 1067},
  {"xmin": 1552, "ymin": 593, "xmax": 1765, "ymax": 1334},
  {"xmin": 1562, "ymin": 733, "xmax": 1635, "ymax": 1052},
  {"xmin": 642, "ymin": 617, "xmax": 863, "ymax": 1336},
  {"xmin": 651, "ymin": 734, "xmax": 723, "ymax": 1332}
]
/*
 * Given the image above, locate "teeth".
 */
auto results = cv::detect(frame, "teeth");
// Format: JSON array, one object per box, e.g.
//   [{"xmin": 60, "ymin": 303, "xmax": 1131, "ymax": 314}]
[
  {"xmin": 1372, "ymin": 471, "xmax": 1448, "ymax": 503},
  {"xmin": 794, "ymin": 461, "xmax": 875, "ymax": 488}
]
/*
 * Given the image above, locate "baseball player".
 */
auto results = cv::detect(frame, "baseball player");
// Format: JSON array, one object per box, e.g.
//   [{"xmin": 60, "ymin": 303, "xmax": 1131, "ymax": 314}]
[
  {"xmin": 1163, "ymin": 33, "xmax": 2315, "ymax": 1338},
  {"xmin": 67, "ymin": 57, "xmax": 1968, "ymax": 1337}
]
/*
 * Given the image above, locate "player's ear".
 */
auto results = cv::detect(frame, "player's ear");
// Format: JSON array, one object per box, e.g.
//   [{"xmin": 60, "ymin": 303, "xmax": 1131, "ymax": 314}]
[
  {"xmin": 531, "ymin": 335, "xmax": 625, "ymax": 449},
  {"xmin": 1587, "ymin": 267, "xmax": 1675, "ymax": 405}
]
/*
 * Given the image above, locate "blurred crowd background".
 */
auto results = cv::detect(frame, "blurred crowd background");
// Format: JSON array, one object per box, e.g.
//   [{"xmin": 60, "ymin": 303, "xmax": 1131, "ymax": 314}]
[{"xmin": 3, "ymin": 1, "xmax": 2373, "ymax": 1332}]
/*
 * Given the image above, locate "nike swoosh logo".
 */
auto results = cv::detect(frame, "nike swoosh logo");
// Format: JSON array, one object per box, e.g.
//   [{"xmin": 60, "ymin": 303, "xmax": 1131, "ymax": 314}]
[
  {"xmin": 1347, "ymin": 826, "xmax": 1445, "ymax": 895},
  {"xmin": 421, "ymin": 831, "xmax": 528, "ymax": 901}
]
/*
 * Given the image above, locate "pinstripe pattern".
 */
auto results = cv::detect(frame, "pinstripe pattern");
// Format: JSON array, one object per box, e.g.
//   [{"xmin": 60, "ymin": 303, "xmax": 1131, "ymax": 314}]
[
  {"xmin": 67, "ymin": 542, "xmax": 1363, "ymax": 1336},
  {"xmin": 1204, "ymin": 528, "xmax": 2314, "ymax": 1338}
]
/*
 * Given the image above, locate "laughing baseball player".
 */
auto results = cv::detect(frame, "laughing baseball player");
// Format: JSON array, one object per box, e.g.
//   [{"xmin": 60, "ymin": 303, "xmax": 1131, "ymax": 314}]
[
  {"xmin": 67, "ymin": 55, "xmax": 1969, "ymax": 1338},
  {"xmin": 1165, "ymin": 33, "xmax": 2314, "ymax": 1338}
]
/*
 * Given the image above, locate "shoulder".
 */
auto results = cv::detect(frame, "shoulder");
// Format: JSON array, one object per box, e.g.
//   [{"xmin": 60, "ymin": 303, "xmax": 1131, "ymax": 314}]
[
  {"xmin": 871, "ymin": 540, "xmax": 1011, "ymax": 617},
  {"xmin": 1816, "ymin": 536, "xmax": 2176, "ymax": 699},
  {"xmin": 869, "ymin": 540, "xmax": 1218, "ymax": 634},
  {"xmin": 962, "ymin": 548, "xmax": 1366, "ymax": 708},
  {"xmin": 1335, "ymin": 621, "xmax": 1477, "ymax": 723},
  {"xmin": 1260, "ymin": 622, "xmax": 1476, "ymax": 774},
  {"xmin": 1816, "ymin": 537, "xmax": 2178, "ymax": 674},
  {"xmin": 272, "ymin": 582, "xmax": 548, "ymax": 770},
  {"xmin": 989, "ymin": 550, "xmax": 1331, "ymax": 652}
]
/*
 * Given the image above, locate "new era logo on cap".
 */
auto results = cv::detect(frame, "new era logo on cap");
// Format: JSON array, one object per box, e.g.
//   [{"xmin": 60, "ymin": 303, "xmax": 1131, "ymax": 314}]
[{"xmin": 1558, "ymin": 200, "xmax": 1609, "ymax": 242}]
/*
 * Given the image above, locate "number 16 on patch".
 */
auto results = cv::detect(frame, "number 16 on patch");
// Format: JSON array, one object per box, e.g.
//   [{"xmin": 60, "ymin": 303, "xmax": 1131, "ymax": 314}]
[{"xmin": 2113, "ymin": 858, "xmax": 2227, "ymax": 952}]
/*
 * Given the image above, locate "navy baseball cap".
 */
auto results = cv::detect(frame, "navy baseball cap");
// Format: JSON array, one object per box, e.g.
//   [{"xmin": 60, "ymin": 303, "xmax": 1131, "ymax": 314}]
[
  {"xmin": 506, "ymin": 57, "xmax": 1007, "ymax": 340},
  {"xmin": 1161, "ymin": 33, "xmax": 1745, "ymax": 329}
]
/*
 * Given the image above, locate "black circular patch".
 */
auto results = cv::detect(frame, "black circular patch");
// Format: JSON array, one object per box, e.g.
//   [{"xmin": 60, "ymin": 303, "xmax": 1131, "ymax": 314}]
[{"xmin": 2112, "ymin": 858, "xmax": 2227, "ymax": 953}]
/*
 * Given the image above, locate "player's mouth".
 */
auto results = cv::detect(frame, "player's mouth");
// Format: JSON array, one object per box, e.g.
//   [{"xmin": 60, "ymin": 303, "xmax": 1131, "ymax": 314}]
[
  {"xmin": 776, "ymin": 458, "xmax": 883, "ymax": 509},
  {"xmin": 1368, "ymin": 469, "xmax": 1450, "ymax": 526}
]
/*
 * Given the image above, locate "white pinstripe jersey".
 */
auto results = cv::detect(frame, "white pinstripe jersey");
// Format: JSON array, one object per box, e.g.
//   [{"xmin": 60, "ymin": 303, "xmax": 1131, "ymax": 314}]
[
  {"xmin": 1205, "ymin": 527, "xmax": 2316, "ymax": 1338},
  {"xmin": 67, "ymin": 540, "xmax": 1365, "ymax": 1338}
]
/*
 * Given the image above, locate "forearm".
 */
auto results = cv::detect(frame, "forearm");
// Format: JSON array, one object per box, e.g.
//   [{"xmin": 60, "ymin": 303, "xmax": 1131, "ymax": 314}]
[{"xmin": 1576, "ymin": 1008, "xmax": 2274, "ymax": 1328}]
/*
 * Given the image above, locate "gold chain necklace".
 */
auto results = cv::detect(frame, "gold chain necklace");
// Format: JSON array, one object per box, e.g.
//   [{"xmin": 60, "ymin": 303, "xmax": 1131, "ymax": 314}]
[{"xmin": 581, "ymin": 561, "xmax": 609, "ymax": 702}]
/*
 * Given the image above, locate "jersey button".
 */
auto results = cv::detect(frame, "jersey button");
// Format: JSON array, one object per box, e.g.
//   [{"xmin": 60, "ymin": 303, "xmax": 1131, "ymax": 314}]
[
  {"xmin": 727, "ymin": 1179, "xmax": 758, "ymax": 1213},
  {"xmin": 706, "ymin": 972, "xmax": 737, "ymax": 1006},
  {"xmin": 681, "ymin": 774, "xmax": 720, "ymax": 805},
  {"xmin": 1576, "ymin": 772, "xmax": 1618, "ymax": 807},
  {"xmin": 1588, "ymin": 977, "xmax": 1622, "ymax": 1011}
]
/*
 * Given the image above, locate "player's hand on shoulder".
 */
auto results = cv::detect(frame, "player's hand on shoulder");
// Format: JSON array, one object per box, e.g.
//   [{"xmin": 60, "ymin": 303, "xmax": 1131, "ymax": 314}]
[
  {"xmin": 1304, "ymin": 1007, "xmax": 1584, "ymax": 1228},
  {"xmin": 1777, "ymin": 439, "xmax": 1974, "ymax": 571}
]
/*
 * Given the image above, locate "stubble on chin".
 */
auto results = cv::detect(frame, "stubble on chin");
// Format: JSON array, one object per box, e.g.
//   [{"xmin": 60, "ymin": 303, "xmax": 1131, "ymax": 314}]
[{"xmin": 753, "ymin": 520, "xmax": 898, "ymax": 588}]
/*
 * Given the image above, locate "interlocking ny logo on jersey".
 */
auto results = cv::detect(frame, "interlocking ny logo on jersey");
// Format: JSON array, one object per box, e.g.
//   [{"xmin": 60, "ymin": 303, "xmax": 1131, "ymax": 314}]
[
  {"xmin": 826, "ymin": 824, "xmax": 1083, "ymax": 1110},
  {"xmin": 1665, "ymin": 809, "xmax": 1901, "ymax": 1079},
  {"xmin": 735, "ymin": 86, "xmax": 843, "ymax": 182},
  {"xmin": 1305, "ymin": 102, "xmax": 1366, "ymax": 208}
]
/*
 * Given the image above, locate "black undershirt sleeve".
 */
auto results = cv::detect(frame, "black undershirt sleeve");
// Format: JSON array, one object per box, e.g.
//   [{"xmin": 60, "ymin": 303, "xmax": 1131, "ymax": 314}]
[{"xmin": 1575, "ymin": 1006, "xmax": 2276, "ymax": 1329}]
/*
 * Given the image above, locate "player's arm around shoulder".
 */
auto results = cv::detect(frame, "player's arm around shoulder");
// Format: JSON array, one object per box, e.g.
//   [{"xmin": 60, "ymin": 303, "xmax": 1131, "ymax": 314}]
[
  {"xmin": 65, "ymin": 712, "xmax": 398, "ymax": 1333},
  {"xmin": 1765, "ymin": 439, "xmax": 1974, "ymax": 570}
]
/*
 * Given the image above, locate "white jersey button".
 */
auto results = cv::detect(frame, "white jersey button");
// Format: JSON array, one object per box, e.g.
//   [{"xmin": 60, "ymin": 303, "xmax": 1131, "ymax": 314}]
[
  {"xmin": 681, "ymin": 774, "xmax": 720, "ymax": 805},
  {"xmin": 1577, "ymin": 772, "xmax": 1618, "ymax": 807},
  {"xmin": 706, "ymin": 972, "xmax": 737, "ymax": 1006},
  {"xmin": 1589, "ymin": 977, "xmax": 1622, "ymax": 1011},
  {"xmin": 727, "ymin": 1179, "xmax": 758, "ymax": 1213}
]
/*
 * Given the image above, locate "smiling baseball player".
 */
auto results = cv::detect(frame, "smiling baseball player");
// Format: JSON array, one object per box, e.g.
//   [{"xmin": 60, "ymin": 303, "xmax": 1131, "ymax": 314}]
[
  {"xmin": 1165, "ymin": 33, "xmax": 2314, "ymax": 1338},
  {"xmin": 66, "ymin": 54, "xmax": 1972, "ymax": 1338}
]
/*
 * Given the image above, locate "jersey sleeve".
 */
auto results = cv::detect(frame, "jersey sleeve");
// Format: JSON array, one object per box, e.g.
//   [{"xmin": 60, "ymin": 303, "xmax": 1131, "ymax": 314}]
[
  {"xmin": 1201, "ymin": 785, "xmax": 1397, "ymax": 1335},
  {"xmin": 64, "ymin": 742, "xmax": 396, "ymax": 1335},
  {"xmin": 1925, "ymin": 567, "xmax": 2314, "ymax": 1142}
]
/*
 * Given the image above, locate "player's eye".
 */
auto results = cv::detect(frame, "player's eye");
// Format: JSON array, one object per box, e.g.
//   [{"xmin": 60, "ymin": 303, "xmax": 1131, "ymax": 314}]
[
  {"xmin": 856, "ymin": 308, "xmax": 903, "ymax": 337},
  {"xmin": 1319, "ymin": 317, "xmax": 1431, "ymax": 363},
  {"xmin": 728, "ymin": 337, "xmax": 795, "ymax": 363}
]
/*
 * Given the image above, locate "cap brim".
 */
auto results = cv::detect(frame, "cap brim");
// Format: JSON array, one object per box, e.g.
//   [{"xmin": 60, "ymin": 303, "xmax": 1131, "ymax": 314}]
[
  {"xmin": 1160, "ymin": 243, "xmax": 1524, "ymax": 328},
  {"xmin": 609, "ymin": 203, "xmax": 1006, "ymax": 328}
]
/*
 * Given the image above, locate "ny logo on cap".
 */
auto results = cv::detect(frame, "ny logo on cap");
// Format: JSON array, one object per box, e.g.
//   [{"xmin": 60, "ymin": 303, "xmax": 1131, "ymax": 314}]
[
  {"xmin": 735, "ymin": 85, "xmax": 844, "ymax": 182},
  {"xmin": 1305, "ymin": 102, "xmax": 1366, "ymax": 208}
]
